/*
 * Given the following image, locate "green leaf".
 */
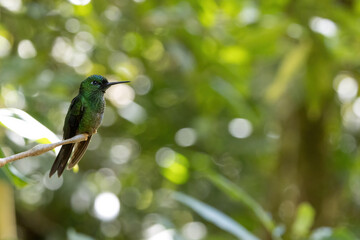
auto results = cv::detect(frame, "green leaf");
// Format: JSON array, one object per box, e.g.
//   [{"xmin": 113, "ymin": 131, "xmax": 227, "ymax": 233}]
[
  {"xmin": 266, "ymin": 40, "xmax": 311, "ymax": 103},
  {"xmin": 219, "ymin": 46, "xmax": 249, "ymax": 64},
  {"xmin": 291, "ymin": 202, "xmax": 315, "ymax": 239},
  {"xmin": 2, "ymin": 165, "xmax": 30, "ymax": 188},
  {"xmin": 0, "ymin": 147, "xmax": 30, "ymax": 188},
  {"xmin": 211, "ymin": 78, "xmax": 257, "ymax": 119},
  {"xmin": 206, "ymin": 173, "xmax": 276, "ymax": 233},
  {"xmin": 161, "ymin": 152, "xmax": 189, "ymax": 185},
  {"xmin": 172, "ymin": 191, "xmax": 260, "ymax": 240},
  {"xmin": 0, "ymin": 108, "xmax": 60, "ymax": 152},
  {"xmin": 326, "ymin": 228, "xmax": 358, "ymax": 240}
]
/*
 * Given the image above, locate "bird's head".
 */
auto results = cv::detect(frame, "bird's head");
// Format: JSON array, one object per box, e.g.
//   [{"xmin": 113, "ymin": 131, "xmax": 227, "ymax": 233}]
[{"xmin": 80, "ymin": 75, "xmax": 130, "ymax": 94}]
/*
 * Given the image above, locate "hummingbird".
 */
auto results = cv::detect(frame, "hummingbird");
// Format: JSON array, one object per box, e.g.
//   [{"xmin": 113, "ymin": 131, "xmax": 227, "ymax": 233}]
[{"xmin": 49, "ymin": 75, "xmax": 129, "ymax": 177}]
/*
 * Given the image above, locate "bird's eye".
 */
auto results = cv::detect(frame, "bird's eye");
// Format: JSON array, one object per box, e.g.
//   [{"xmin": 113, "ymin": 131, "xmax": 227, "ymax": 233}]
[{"xmin": 91, "ymin": 81, "xmax": 99, "ymax": 85}]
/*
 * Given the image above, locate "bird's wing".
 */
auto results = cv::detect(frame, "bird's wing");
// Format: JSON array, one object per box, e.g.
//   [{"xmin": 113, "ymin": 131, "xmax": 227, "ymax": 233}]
[
  {"xmin": 49, "ymin": 96, "xmax": 84, "ymax": 177},
  {"xmin": 64, "ymin": 95, "xmax": 84, "ymax": 139},
  {"xmin": 67, "ymin": 135, "xmax": 92, "ymax": 169}
]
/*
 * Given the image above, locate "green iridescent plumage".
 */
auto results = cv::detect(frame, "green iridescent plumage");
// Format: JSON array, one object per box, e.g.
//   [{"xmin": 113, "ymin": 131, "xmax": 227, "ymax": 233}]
[{"xmin": 49, "ymin": 75, "xmax": 129, "ymax": 177}]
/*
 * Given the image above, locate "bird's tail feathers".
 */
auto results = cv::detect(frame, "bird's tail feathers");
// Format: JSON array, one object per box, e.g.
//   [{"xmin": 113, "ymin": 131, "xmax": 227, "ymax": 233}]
[
  {"xmin": 49, "ymin": 143, "xmax": 74, "ymax": 177},
  {"xmin": 67, "ymin": 135, "xmax": 92, "ymax": 170}
]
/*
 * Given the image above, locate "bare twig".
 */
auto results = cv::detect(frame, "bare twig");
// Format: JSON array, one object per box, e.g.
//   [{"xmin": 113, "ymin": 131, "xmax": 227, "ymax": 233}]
[{"xmin": 0, "ymin": 134, "xmax": 89, "ymax": 167}]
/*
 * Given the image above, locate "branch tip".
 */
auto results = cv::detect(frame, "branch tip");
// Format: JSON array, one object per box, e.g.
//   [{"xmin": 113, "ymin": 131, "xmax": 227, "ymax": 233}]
[{"xmin": 0, "ymin": 133, "xmax": 89, "ymax": 168}]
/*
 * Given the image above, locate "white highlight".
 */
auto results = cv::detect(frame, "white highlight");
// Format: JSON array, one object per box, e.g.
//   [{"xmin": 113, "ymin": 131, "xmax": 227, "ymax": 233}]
[
  {"xmin": 182, "ymin": 222, "xmax": 207, "ymax": 240},
  {"xmin": 71, "ymin": 188, "xmax": 92, "ymax": 213},
  {"xmin": 0, "ymin": 0, "xmax": 22, "ymax": 12},
  {"xmin": 2, "ymin": 88, "xmax": 26, "ymax": 109},
  {"xmin": 238, "ymin": 6, "xmax": 259, "ymax": 25},
  {"xmin": 74, "ymin": 31, "xmax": 95, "ymax": 53},
  {"xmin": 94, "ymin": 192, "xmax": 120, "ymax": 221},
  {"xmin": 228, "ymin": 118, "xmax": 253, "ymax": 139},
  {"xmin": 353, "ymin": 98, "xmax": 360, "ymax": 118},
  {"xmin": 148, "ymin": 229, "xmax": 174, "ymax": 240},
  {"xmin": 107, "ymin": 84, "xmax": 135, "ymax": 107},
  {"xmin": 51, "ymin": 37, "xmax": 89, "ymax": 68},
  {"xmin": 43, "ymin": 172, "xmax": 63, "ymax": 190},
  {"xmin": 144, "ymin": 224, "xmax": 174, "ymax": 240},
  {"xmin": 155, "ymin": 147, "xmax": 175, "ymax": 167},
  {"xmin": 336, "ymin": 76, "xmax": 358, "ymax": 103},
  {"xmin": 65, "ymin": 18, "xmax": 80, "ymax": 33},
  {"xmin": 175, "ymin": 128, "xmax": 197, "ymax": 147},
  {"xmin": 68, "ymin": 0, "xmax": 91, "ymax": 6},
  {"xmin": 18, "ymin": 40, "xmax": 37, "ymax": 59},
  {"xmin": 0, "ymin": 36, "xmax": 11, "ymax": 57},
  {"xmin": 118, "ymin": 102, "xmax": 147, "ymax": 124},
  {"xmin": 110, "ymin": 143, "xmax": 132, "ymax": 164},
  {"xmin": 309, "ymin": 17, "xmax": 337, "ymax": 37},
  {"xmin": 104, "ymin": 6, "xmax": 122, "ymax": 21},
  {"xmin": 133, "ymin": 75, "xmax": 152, "ymax": 95}
]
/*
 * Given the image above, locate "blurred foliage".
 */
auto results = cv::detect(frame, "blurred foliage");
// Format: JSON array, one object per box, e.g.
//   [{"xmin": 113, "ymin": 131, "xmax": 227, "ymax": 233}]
[
  {"xmin": 1, "ymin": 0, "xmax": 360, "ymax": 239},
  {"xmin": 0, "ymin": 146, "xmax": 29, "ymax": 188}
]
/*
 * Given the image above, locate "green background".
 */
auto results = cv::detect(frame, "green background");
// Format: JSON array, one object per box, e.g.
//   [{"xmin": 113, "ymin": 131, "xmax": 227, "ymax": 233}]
[{"xmin": 1, "ymin": 0, "xmax": 360, "ymax": 239}]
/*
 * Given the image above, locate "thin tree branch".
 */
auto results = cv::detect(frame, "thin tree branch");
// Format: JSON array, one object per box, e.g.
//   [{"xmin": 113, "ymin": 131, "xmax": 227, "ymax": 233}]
[{"xmin": 0, "ymin": 134, "xmax": 89, "ymax": 167}]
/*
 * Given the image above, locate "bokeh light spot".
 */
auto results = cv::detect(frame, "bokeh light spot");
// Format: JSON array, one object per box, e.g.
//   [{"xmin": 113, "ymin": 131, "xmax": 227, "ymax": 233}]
[
  {"xmin": 118, "ymin": 102, "xmax": 147, "ymax": 124},
  {"xmin": 19, "ymin": 184, "xmax": 44, "ymax": 206},
  {"xmin": 65, "ymin": 18, "xmax": 81, "ymax": 33},
  {"xmin": 144, "ymin": 224, "xmax": 175, "ymax": 240},
  {"xmin": 18, "ymin": 40, "xmax": 37, "ymax": 59},
  {"xmin": 228, "ymin": 118, "xmax": 253, "ymax": 139},
  {"xmin": 102, "ymin": 107, "xmax": 116, "ymax": 127},
  {"xmin": 237, "ymin": 5, "xmax": 259, "ymax": 25},
  {"xmin": 0, "ymin": 36, "xmax": 11, "ymax": 57},
  {"xmin": 181, "ymin": 222, "xmax": 207, "ymax": 240},
  {"xmin": 353, "ymin": 98, "xmax": 360, "ymax": 118},
  {"xmin": 51, "ymin": 36, "xmax": 89, "ymax": 68},
  {"xmin": 287, "ymin": 24, "xmax": 303, "ymax": 39},
  {"xmin": 43, "ymin": 172, "xmax": 63, "ymax": 190},
  {"xmin": 219, "ymin": 46, "xmax": 249, "ymax": 64},
  {"xmin": 111, "ymin": 143, "xmax": 132, "ymax": 164},
  {"xmin": 309, "ymin": 17, "xmax": 337, "ymax": 37},
  {"xmin": 68, "ymin": 0, "xmax": 90, "ymax": 6},
  {"xmin": 0, "ymin": 0, "xmax": 22, "ymax": 12},
  {"xmin": 156, "ymin": 147, "xmax": 176, "ymax": 167},
  {"xmin": 143, "ymin": 39, "xmax": 164, "ymax": 62},
  {"xmin": 104, "ymin": 5, "xmax": 121, "ymax": 21},
  {"xmin": 159, "ymin": 151, "xmax": 189, "ymax": 184},
  {"xmin": 36, "ymin": 69, "xmax": 54, "ymax": 88},
  {"xmin": 335, "ymin": 76, "xmax": 358, "ymax": 103},
  {"xmin": 175, "ymin": 128, "xmax": 197, "ymax": 147},
  {"xmin": 94, "ymin": 192, "xmax": 120, "ymax": 221},
  {"xmin": 107, "ymin": 84, "xmax": 135, "ymax": 107},
  {"xmin": 2, "ymin": 88, "xmax": 26, "ymax": 109},
  {"xmin": 71, "ymin": 188, "xmax": 92, "ymax": 213},
  {"xmin": 74, "ymin": 31, "xmax": 95, "ymax": 53},
  {"xmin": 133, "ymin": 75, "xmax": 152, "ymax": 95},
  {"xmin": 122, "ymin": 32, "xmax": 142, "ymax": 52},
  {"xmin": 101, "ymin": 221, "xmax": 121, "ymax": 238}
]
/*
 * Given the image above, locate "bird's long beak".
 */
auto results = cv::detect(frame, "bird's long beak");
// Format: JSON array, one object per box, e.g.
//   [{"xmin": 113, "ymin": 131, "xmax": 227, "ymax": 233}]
[
  {"xmin": 102, "ymin": 81, "xmax": 130, "ymax": 91},
  {"xmin": 106, "ymin": 81, "xmax": 130, "ymax": 87}
]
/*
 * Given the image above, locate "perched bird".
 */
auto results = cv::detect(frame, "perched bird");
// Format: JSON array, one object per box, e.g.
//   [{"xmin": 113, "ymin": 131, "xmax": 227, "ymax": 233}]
[{"xmin": 49, "ymin": 75, "xmax": 129, "ymax": 177}]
